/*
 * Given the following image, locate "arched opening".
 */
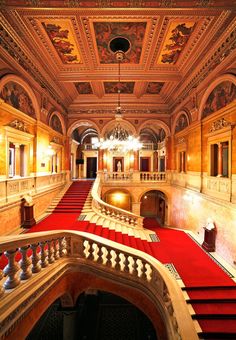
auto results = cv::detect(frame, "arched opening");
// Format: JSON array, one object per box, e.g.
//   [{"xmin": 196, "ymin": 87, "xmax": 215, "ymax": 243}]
[
  {"xmin": 70, "ymin": 124, "xmax": 99, "ymax": 179},
  {"xmin": 26, "ymin": 291, "xmax": 157, "ymax": 340},
  {"xmin": 104, "ymin": 189, "xmax": 132, "ymax": 211},
  {"xmin": 140, "ymin": 190, "xmax": 167, "ymax": 225}
]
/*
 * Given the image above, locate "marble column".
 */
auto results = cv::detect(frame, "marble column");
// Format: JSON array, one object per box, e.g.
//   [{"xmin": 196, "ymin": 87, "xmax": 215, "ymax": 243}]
[{"xmin": 217, "ymin": 142, "xmax": 223, "ymax": 177}]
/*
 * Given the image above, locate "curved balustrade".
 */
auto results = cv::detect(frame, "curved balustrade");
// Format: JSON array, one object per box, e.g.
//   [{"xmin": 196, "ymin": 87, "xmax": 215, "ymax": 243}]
[
  {"xmin": 0, "ymin": 231, "xmax": 197, "ymax": 340},
  {"xmin": 140, "ymin": 172, "xmax": 166, "ymax": 181},
  {"xmin": 91, "ymin": 174, "xmax": 143, "ymax": 228}
]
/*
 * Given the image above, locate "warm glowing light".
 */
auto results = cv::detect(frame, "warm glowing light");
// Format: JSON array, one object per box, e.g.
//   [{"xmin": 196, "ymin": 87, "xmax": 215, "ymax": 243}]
[
  {"xmin": 144, "ymin": 195, "xmax": 147, "ymax": 199},
  {"xmin": 47, "ymin": 145, "xmax": 55, "ymax": 156},
  {"xmin": 114, "ymin": 193, "xmax": 123, "ymax": 202},
  {"xmin": 130, "ymin": 154, "xmax": 134, "ymax": 162}
]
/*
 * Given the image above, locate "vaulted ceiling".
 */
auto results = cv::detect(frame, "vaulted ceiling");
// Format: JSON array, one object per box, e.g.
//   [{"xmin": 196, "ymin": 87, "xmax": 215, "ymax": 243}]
[{"xmin": 0, "ymin": 1, "xmax": 235, "ymax": 117}]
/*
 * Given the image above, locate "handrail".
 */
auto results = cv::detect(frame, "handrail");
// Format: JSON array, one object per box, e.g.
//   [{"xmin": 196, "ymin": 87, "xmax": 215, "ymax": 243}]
[
  {"xmin": 91, "ymin": 173, "xmax": 144, "ymax": 228},
  {"xmin": 0, "ymin": 230, "xmax": 198, "ymax": 340}
]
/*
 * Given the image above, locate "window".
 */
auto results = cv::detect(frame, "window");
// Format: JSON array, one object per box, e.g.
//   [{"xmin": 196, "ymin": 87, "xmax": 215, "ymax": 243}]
[{"xmin": 210, "ymin": 142, "xmax": 229, "ymax": 177}]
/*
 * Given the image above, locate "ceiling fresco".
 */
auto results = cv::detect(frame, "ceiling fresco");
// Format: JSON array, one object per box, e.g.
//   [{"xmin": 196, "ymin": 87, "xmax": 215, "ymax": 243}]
[
  {"xmin": 75, "ymin": 82, "xmax": 93, "ymax": 94},
  {"xmin": 0, "ymin": 2, "xmax": 234, "ymax": 114},
  {"xmin": 157, "ymin": 21, "xmax": 196, "ymax": 64},
  {"xmin": 93, "ymin": 22, "xmax": 147, "ymax": 64},
  {"xmin": 42, "ymin": 19, "xmax": 82, "ymax": 64},
  {"xmin": 104, "ymin": 82, "xmax": 135, "ymax": 94},
  {"xmin": 146, "ymin": 82, "xmax": 164, "ymax": 94}
]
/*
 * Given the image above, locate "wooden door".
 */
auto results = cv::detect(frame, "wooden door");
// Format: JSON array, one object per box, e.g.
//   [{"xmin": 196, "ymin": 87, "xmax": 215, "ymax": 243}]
[{"xmin": 87, "ymin": 157, "xmax": 97, "ymax": 178}]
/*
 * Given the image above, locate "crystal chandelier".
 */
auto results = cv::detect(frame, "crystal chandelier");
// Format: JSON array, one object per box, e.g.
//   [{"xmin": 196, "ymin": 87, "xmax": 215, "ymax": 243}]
[{"xmin": 94, "ymin": 37, "xmax": 142, "ymax": 153}]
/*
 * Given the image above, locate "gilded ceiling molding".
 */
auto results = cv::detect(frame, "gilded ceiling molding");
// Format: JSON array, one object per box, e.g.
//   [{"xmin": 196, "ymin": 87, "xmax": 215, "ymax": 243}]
[
  {"xmin": 173, "ymin": 22, "xmax": 236, "ymax": 111},
  {"xmin": 0, "ymin": 21, "xmax": 67, "ymax": 113}
]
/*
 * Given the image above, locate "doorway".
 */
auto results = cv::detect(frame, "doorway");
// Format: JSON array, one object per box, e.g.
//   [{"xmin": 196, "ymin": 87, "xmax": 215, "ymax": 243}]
[
  {"xmin": 86, "ymin": 157, "xmax": 97, "ymax": 178},
  {"xmin": 140, "ymin": 157, "xmax": 150, "ymax": 171},
  {"xmin": 140, "ymin": 190, "xmax": 166, "ymax": 225}
]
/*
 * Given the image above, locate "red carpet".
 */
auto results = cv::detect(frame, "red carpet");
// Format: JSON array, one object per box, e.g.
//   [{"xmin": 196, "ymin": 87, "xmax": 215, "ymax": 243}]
[{"xmin": 1, "ymin": 187, "xmax": 236, "ymax": 338}]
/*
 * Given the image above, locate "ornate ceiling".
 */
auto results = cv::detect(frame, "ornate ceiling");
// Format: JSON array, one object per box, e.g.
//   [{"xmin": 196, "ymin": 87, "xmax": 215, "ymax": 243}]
[{"xmin": 0, "ymin": 1, "xmax": 235, "ymax": 117}]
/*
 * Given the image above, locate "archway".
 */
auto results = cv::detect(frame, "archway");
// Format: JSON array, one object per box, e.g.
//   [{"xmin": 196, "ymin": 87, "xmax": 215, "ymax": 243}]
[
  {"xmin": 140, "ymin": 190, "xmax": 167, "ymax": 225},
  {"xmin": 26, "ymin": 291, "xmax": 157, "ymax": 340}
]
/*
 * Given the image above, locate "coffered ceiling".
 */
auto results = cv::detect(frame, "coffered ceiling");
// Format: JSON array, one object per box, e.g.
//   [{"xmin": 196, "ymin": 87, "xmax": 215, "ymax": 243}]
[{"xmin": 0, "ymin": 1, "xmax": 235, "ymax": 116}]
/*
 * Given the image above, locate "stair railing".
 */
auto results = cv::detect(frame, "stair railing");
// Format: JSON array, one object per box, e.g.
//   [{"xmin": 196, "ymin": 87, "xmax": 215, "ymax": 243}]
[
  {"xmin": 0, "ymin": 231, "xmax": 198, "ymax": 340},
  {"xmin": 91, "ymin": 173, "xmax": 144, "ymax": 229}
]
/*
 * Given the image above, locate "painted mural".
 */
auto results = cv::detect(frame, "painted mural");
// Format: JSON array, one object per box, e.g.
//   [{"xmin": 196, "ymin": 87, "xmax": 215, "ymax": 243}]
[
  {"xmin": 50, "ymin": 114, "xmax": 63, "ymax": 134},
  {"xmin": 146, "ymin": 82, "xmax": 164, "ymax": 94},
  {"xmin": 75, "ymin": 82, "xmax": 93, "ymax": 94},
  {"xmin": 158, "ymin": 22, "xmax": 196, "ymax": 64},
  {"xmin": 104, "ymin": 82, "xmax": 134, "ymax": 94},
  {"xmin": 0, "ymin": 81, "xmax": 36, "ymax": 117},
  {"xmin": 93, "ymin": 22, "xmax": 146, "ymax": 64},
  {"xmin": 202, "ymin": 81, "xmax": 236, "ymax": 118},
  {"xmin": 175, "ymin": 114, "xmax": 188, "ymax": 133},
  {"xmin": 42, "ymin": 20, "xmax": 82, "ymax": 64}
]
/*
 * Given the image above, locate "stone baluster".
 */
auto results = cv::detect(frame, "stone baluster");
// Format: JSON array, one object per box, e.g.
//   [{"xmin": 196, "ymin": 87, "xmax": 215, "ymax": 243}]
[
  {"xmin": 19, "ymin": 245, "xmax": 32, "ymax": 280},
  {"xmin": 123, "ymin": 253, "xmax": 129, "ymax": 273},
  {"xmin": 138, "ymin": 259, "xmax": 145, "ymax": 279},
  {"xmin": 3, "ymin": 249, "xmax": 20, "ymax": 289},
  {"xmin": 106, "ymin": 248, "xmax": 113, "ymax": 268},
  {"xmin": 0, "ymin": 253, "xmax": 5, "ymax": 297},
  {"xmin": 86, "ymin": 241, "xmax": 93, "ymax": 260},
  {"xmin": 47, "ymin": 240, "xmax": 55, "ymax": 263},
  {"xmin": 96, "ymin": 245, "xmax": 103, "ymax": 264},
  {"xmin": 39, "ymin": 241, "xmax": 48, "ymax": 268},
  {"xmin": 59, "ymin": 237, "xmax": 66, "ymax": 257},
  {"xmin": 30, "ymin": 243, "xmax": 41, "ymax": 273},
  {"xmin": 65, "ymin": 237, "xmax": 71, "ymax": 256},
  {"xmin": 53, "ymin": 240, "xmax": 60, "ymax": 260}
]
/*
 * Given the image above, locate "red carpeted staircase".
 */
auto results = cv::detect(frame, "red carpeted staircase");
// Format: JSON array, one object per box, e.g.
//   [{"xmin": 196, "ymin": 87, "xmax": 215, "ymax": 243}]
[
  {"xmin": 1, "ymin": 183, "xmax": 236, "ymax": 339},
  {"xmin": 143, "ymin": 218, "xmax": 236, "ymax": 340}
]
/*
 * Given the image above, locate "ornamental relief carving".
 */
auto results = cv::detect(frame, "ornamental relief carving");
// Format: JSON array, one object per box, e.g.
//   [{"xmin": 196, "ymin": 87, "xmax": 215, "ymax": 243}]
[
  {"xmin": 8, "ymin": 120, "xmax": 29, "ymax": 133},
  {"xmin": 209, "ymin": 118, "xmax": 231, "ymax": 133}
]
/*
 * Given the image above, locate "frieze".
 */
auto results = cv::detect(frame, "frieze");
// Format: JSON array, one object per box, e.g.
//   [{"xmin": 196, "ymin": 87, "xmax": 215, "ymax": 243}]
[
  {"xmin": 209, "ymin": 118, "xmax": 231, "ymax": 133},
  {"xmin": 9, "ymin": 120, "xmax": 29, "ymax": 133}
]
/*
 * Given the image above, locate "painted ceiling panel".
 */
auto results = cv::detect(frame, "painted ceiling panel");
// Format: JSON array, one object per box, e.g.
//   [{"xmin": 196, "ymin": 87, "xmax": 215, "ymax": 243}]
[
  {"xmin": 146, "ymin": 82, "xmax": 164, "ymax": 94},
  {"xmin": 75, "ymin": 82, "xmax": 93, "ymax": 94},
  {"xmin": 157, "ymin": 22, "xmax": 196, "ymax": 65},
  {"xmin": 104, "ymin": 82, "xmax": 135, "ymax": 94},
  {"xmin": 94, "ymin": 22, "xmax": 146, "ymax": 64},
  {"xmin": 42, "ymin": 19, "xmax": 82, "ymax": 64}
]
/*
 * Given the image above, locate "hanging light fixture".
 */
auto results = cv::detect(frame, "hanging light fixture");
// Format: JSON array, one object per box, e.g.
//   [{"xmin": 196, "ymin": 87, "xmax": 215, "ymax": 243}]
[{"xmin": 94, "ymin": 37, "xmax": 142, "ymax": 153}]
